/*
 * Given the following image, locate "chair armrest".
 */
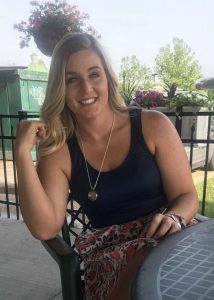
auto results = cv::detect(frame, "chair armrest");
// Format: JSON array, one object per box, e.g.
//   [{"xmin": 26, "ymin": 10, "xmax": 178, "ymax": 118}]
[
  {"xmin": 41, "ymin": 235, "xmax": 76, "ymax": 262},
  {"xmin": 195, "ymin": 213, "xmax": 210, "ymax": 222},
  {"xmin": 41, "ymin": 236, "xmax": 84, "ymax": 300}
]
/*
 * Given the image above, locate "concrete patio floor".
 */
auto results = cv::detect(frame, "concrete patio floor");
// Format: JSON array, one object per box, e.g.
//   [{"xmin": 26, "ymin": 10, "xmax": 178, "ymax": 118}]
[{"xmin": 0, "ymin": 218, "xmax": 62, "ymax": 300}]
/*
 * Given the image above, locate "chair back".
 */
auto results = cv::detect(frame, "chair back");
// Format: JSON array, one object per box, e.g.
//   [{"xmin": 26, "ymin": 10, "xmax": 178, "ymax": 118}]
[{"xmin": 61, "ymin": 193, "xmax": 91, "ymax": 248}]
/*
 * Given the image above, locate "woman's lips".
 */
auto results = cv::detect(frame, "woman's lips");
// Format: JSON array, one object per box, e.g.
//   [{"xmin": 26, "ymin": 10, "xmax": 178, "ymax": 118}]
[{"xmin": 78, "ymin": 97, "xmax": 97, "ymax": 105}]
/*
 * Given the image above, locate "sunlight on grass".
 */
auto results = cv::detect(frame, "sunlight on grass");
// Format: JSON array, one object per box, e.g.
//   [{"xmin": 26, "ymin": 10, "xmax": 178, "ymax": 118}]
[{"xmin": 195, "ymin": 178, "xmax": 214, "ymax": 218}]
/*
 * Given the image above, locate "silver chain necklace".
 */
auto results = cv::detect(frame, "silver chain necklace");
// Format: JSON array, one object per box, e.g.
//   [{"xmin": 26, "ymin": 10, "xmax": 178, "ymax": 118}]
[{"xmin": 78, "ymin": 112, "xmax": 115, "ymax": 201}]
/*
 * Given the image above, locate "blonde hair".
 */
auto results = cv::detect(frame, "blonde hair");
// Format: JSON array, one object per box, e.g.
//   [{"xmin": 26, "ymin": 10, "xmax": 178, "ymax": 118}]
[{"xmin": 39, "ymin": 32, "xmax": 126, "ymax": 158}]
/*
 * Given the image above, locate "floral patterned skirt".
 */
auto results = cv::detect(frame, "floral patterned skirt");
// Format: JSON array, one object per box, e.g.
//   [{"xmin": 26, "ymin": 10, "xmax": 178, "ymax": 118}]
[{"xmin": 75, "ymin": 210, "xmax": 162, "ymax": 300}]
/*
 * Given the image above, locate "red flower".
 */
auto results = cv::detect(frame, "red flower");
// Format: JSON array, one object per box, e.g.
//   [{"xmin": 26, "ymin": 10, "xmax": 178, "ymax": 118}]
[
  {"xmin": 111, "ymin": 251, "xmax": 121, "ymax": 261},
  {"xmin": 126, "ymin": 246, "xmax": 136, "ymax": 262},
  {"xmin": 87, "ymin": 270, "xmax": 96, "ymax": 281},
  {"xmin": 121, "ymin": 222, "xmax": 133, "ymax": 234},
  {"xmin": 151, "ymin": 101, "xmax": 158, "ymax": 107},
  {"xmin": 87, "ymin": 233, "xmax": 96, "ymax": 243}
]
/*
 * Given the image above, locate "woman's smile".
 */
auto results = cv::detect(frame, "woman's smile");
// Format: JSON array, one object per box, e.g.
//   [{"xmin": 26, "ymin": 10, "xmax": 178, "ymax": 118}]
[{"xmin": 78, "ymin": 97, "xmax": 98, "ymax": 105}]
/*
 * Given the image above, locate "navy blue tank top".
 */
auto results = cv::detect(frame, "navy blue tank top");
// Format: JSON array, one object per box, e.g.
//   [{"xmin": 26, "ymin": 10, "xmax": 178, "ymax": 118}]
[{"xmin": 67, "ymin": 109, "xmax": 167, "ymax": 228}]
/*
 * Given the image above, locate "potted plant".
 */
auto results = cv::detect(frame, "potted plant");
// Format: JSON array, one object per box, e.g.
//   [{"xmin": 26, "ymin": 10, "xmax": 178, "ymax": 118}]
[
  {"xmin": 131, "ymin": 90, "xmax": 169, "ymax": 109},
  {"xmin": 14, "ymin": 0, "xmax": 99, "ymax": 56},
  {"xmin": 131, "ymin": 89, "xmax": 213, "ymax": 141},
  {"xmin": 170, "ymin": 91, "xmax": 210, "ymax": 109},
  {"xmin": 131, "ymin": 88, "xmax": 214, "ymax": 169},
  {"xmin": 169, "ymin": 91, "xmax": 214, "ymax": 140},
  {"xmin": 131, "ymin": 89, "xmax": 176, "ymax": 124}
]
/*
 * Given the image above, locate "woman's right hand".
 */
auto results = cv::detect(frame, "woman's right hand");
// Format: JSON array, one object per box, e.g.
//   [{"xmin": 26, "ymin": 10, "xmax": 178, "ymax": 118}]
[{"xmin": 16, "ymin": 120, "xmax": 47, "ymax": 153}]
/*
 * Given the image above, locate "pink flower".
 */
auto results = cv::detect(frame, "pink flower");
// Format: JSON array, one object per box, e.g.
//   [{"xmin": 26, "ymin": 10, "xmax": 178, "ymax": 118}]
[
  {"xmin": 133, "ymin": 90, "xmax": 166, "ymax": 108},
  {"xmin": 33, "ymin": 17, "xmax": 41, "ymax": 30}
]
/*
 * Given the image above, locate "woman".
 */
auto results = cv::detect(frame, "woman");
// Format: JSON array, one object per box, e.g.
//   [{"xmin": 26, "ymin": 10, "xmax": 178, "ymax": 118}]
[{"xmin": 15, "ymin": 33, "xmax": 199, "ymax": 300}]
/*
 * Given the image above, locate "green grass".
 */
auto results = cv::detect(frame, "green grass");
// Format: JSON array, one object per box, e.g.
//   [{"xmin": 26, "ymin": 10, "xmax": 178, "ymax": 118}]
[{"xmin": 195, "ymin": 177, "xmax": 214, "ymax": 218}]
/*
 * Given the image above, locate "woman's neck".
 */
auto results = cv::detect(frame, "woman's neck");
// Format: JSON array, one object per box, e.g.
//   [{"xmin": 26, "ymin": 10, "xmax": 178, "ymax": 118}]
[{"xmin": 76, "ymin": 109, "xmax": 116, "ymax": 143}]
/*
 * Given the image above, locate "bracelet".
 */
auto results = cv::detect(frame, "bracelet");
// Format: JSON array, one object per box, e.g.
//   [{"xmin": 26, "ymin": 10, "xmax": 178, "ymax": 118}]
[
  {"xmin": 144, "ymin": 238, "xmax": 159, "ymax": 248},
  {"xmin": 164, "ymin": 213, "xmax": 186, "ymax": 229}
]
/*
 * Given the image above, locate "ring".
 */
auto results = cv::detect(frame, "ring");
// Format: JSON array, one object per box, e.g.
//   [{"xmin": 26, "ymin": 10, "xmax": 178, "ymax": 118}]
[{"xmin": 165, "ymin": 214, "xmax": 182, "ymax": 229}]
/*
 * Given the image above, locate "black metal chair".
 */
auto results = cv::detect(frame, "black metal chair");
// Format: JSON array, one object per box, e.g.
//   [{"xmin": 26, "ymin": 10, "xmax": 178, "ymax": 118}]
[
  {"xmin": 41, "ymin": 194, "xmax": 91, "ymax": 300},
  {"xmin": 41, "ymin": 195, "xmax": 210, "ymax": 300}
]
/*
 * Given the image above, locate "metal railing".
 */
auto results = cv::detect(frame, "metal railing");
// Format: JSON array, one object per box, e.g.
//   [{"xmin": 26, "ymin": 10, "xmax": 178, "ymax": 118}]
[
  {"xmin": 0, "ymin": 111, "xmax": 39, "ymax": 219},
  {"xmin": 164, "ymin": 109, "xmax": 214, "ymax": 215},
  {"xmin": 0, "ymin": 109, "xmax": 214, "ymax": 220}
]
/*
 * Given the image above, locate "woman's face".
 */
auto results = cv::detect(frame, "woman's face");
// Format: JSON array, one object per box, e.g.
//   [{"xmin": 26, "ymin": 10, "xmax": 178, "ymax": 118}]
[{"xmin": 65, "ymin": 49, "xmax": 109, "ymax": 120}]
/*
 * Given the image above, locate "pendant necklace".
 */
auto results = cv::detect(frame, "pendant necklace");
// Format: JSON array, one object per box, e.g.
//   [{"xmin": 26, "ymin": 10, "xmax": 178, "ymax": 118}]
[{"xmin": 78, "ymin": 112, "xmax": 115, "ymax": 201}]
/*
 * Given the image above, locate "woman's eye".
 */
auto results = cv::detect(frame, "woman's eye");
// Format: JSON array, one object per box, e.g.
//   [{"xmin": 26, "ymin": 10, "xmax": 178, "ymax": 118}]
[
  {"xmin": 66, "ymin": 77, "xmax": 78, "ymax": 84},
  {"xmin": 89, "ymin": 72, "xmax": 100, "ymax": 79}
]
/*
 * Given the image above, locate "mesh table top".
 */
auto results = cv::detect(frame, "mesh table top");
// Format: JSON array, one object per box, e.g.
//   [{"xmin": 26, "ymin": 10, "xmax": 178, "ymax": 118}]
[{"xmin": 131, "ymin": 219, "xmax": 214, "ymax": 300}]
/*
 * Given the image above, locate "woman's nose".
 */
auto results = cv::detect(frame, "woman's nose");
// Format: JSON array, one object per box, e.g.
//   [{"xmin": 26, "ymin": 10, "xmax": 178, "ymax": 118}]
[{"xmin": 82, "ymin": 79, "xmax": 93, "ymax": 93}]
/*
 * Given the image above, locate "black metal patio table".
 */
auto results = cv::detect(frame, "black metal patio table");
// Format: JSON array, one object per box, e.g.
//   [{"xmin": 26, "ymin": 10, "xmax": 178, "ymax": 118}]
[{"xmin": 131, "ymin": 218, "xmax": 214, "ymax": 300}]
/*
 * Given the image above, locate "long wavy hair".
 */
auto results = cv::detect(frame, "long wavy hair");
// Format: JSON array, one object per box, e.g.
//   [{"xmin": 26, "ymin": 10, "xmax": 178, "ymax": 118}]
[{"xmin": 39, "ymin": 32, "xmax": 126, "ymax": 158}]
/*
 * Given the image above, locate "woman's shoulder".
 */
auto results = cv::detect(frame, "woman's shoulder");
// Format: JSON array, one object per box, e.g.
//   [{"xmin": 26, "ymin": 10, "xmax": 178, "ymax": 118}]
[
  {"xmin": 128, "ymin": 107, "xmax": 169, "ymax": 123},
  {"xmin": 141, "ymin": 109, "xmax": 174, "ymax": 131},
  {"xmin": 141, "ymin": 109, "xmax": 169, "ymax": 121},
  {"xmin": 141, "ymin": 109, "xmax": 176, "ymax": 153}
]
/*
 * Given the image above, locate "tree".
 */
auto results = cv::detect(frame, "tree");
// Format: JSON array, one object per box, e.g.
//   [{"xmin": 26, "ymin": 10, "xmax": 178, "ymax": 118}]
[
  {"xmin": 119, "ymin": 56, "xmax": 152, "ymax": 104},
  {"xmin": 154, "ymin": 38, "xmax": 202, "ymax": 98}
]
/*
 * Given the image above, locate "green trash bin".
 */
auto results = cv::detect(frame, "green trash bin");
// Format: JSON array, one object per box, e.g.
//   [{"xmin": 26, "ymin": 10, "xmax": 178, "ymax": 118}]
[{"xmin": 0, "ymin": 67, "xmax": 48, "ymax": 160}]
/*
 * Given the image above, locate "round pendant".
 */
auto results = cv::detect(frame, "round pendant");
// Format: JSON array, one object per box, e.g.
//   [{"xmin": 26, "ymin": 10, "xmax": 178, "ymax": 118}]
[{"xmin": 88, "ymin": 190, "xmax": 98, "ymax": 201}]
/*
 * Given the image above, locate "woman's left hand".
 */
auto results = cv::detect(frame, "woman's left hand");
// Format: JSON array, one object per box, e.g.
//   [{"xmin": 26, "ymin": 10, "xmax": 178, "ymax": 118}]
[{"xmin": 144, "ymin": 213, "xmax": 182, "ymax": 240}]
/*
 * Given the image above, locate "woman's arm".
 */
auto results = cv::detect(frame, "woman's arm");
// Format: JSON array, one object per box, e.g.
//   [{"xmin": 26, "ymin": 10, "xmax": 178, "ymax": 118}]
[
  {"xmin": 141, "ymin": 110, "xmax": 199, "ymax": 239},
  {"xmin": 15, "ymin": 120, "xmax": 70, "ymax": 240}
]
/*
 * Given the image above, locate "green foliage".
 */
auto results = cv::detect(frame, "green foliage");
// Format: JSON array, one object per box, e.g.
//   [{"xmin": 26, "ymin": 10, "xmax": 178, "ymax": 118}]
[
  {"xmin": 170, "ymin": 91, "xmax": 214, "ymax": 110},
  {"xmin": 207, "ymin": 90, "xmax": 214, "ymax": 110},
  {"xmin": 119, "ymin": 56, "xmax": 152, "ymax": 104},
  {"xmin": 155, "ymin": 38, "xmax": 202, "ymax": 98},
  {"xmin": 196, "ymin": 177, "xmax": 214, "ymax": 218},
  {"xmin": 170, "ymin": 92, "xmax": 207, "ymax": 107}
]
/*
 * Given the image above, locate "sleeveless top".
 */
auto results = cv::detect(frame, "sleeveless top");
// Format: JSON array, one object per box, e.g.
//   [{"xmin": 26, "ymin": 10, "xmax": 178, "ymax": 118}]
[{"xmin": 67, "ymin": 108, "xmax": 167, "ymax": 228}]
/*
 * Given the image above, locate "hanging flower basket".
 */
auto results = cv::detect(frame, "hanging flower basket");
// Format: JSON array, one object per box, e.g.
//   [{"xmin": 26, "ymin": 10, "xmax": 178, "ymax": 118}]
[
  {"xmin": 14, "ymin": 0, "xmax": 100, "ymax": 56},
  {"xmin": 32, "ymin": 22, "xmax": 70, "ymax": 56}
]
